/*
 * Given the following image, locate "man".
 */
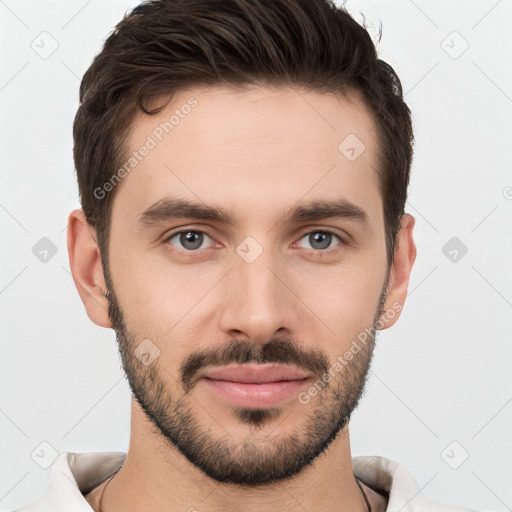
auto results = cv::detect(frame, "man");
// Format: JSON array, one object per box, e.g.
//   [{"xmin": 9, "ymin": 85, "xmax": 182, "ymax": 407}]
[{"xmin": 13, "ymin": 0, "xmax": 479, "ymax": 511}]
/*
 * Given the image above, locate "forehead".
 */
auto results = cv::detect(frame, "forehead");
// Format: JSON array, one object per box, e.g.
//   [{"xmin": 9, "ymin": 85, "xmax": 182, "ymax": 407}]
[{"xmin": 112, "ymin": 84, "xmax": 382, "ymax": 229}]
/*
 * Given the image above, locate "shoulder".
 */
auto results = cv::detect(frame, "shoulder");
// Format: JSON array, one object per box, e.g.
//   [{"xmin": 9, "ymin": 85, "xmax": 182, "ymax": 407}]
[
  {"xmin": 352, "ymin": 455, "xmax": 482, "ymax": 512},
  {"xmin": 6, "ymin": 451, "xmax": 126, "ymax": 512}
]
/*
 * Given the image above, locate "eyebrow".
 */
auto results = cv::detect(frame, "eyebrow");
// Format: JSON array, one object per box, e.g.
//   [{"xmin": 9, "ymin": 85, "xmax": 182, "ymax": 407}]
[{"xmin": 135, "ymin": 196, "xmax": 370, "ymax": 230}]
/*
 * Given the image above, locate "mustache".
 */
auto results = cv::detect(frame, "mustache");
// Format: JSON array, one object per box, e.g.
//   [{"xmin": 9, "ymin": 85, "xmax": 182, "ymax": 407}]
[{"xmin": 180, "ymin": 338, "xmax": 330, "ymax": 393}]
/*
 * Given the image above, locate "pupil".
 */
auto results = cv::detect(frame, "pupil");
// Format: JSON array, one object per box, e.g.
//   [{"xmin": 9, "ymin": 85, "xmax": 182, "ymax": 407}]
[
  {"xmin": 182, "ymin": 231, "xmax": 202, "ymax": 250},
  {"xmin": 311, "ymin": 232, "xmax": 330, "ymax": 250}
]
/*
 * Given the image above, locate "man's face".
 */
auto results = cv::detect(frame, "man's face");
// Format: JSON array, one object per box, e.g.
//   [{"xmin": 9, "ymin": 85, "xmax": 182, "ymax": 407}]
[{"xmin": 104, "ymin": 85, "xmax": 390, "ymax": 486}]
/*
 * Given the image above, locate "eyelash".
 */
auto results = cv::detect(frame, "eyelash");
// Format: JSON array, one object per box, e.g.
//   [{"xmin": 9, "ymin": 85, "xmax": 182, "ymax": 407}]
[{"xmin": 162, "ymin": 228, "xmax": 346, "ymax": 255}]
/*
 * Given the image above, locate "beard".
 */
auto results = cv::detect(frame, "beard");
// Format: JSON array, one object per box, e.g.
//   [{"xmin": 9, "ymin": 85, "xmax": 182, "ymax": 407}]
[{"xmin": 104, "ymin": 265, "xmax": 388, "ymax": 488}]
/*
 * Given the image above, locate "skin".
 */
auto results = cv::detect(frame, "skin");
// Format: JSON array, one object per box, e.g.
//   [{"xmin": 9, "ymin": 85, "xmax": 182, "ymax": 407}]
[{"xmin": 68, "ymin": 85, "xmax": 416, "ymax": 512}]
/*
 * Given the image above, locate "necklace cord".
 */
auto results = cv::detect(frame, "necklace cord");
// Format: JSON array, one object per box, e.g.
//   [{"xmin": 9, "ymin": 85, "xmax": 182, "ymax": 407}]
[
  {"xmin": 355, "ymin": 476, "xmax": 372, "ymax": 512},
  {"xmin": 97, "ymin": 469, "xmax": 120, "ymax": 512}
]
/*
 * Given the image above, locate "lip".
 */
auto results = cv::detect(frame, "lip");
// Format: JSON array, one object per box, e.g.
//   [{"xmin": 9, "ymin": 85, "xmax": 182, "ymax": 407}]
[
  {"xmin": 199, "ymin": 364, "xmax": 312, "ymax": 408},
  {"xmin": 200, "ymin": 363, "xmax": 311, "ymax": 383}
]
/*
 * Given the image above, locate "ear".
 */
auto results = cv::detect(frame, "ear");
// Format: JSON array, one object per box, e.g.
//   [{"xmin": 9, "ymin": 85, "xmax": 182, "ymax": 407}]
[
  {"xmin": 67, "ymin": 209, "xmax": 112, "ymax": 328},
  {"xmin": 378, "ymin": 213, "xmax": 417, "ymax": 329}
]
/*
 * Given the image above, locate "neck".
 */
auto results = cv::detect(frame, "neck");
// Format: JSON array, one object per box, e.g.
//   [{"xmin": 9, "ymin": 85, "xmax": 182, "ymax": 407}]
[{"xmin": 99, "ymin": 402, "xmax": 371, "ymax": 512}]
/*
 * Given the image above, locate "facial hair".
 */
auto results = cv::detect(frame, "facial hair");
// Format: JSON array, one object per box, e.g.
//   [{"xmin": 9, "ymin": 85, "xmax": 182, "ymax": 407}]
[{"xmin": 104, "ymin": 265, "xmax": 388, "ymax": 488}]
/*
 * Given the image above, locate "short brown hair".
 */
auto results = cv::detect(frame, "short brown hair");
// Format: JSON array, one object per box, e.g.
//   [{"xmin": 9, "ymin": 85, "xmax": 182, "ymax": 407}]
[{"xmin": 73, "ymin": 0, "xmax": 413, "ymax": 272}]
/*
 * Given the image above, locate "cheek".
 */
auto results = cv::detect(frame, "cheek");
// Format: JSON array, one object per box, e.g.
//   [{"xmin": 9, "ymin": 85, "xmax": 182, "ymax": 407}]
[
  {"xmin": 294, "ymin": 263, "xmax": 385, "ymax": 342},
  {"xmin": 109, "ymin": 245, "xmax": 219, "ymax": 349}
]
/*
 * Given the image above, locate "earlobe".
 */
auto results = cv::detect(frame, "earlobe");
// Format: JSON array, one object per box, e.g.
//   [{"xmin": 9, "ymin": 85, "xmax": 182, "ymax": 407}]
[
  {"xmin": 378, "ymin": 213, "xmax": 417, "ymax": 330},
  {"xmin": 67, "ymin": 209, "xmax": 112, "ymax": 328}
]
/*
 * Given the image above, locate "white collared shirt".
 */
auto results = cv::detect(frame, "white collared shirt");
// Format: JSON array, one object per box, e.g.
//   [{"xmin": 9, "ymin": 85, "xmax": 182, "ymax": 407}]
[{"xmin": 7, "ymin": 452, "xmax": 480, "ymax": 511}]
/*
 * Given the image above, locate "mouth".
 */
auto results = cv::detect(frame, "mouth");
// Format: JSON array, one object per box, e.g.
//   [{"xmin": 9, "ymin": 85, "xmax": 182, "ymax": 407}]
[
  {"xmin": 200, "ymin": 363, "xmax": 311, "ymax": 383},
  {"xmin": 198, "ymin": 363, "xmax": 313, "ymax": 408}
]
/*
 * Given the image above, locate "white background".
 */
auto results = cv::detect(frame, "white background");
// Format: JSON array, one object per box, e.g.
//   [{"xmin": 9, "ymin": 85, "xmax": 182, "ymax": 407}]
[{"xmin": 1, "ymin": 0, "xmax": 511, "ymax": 510}]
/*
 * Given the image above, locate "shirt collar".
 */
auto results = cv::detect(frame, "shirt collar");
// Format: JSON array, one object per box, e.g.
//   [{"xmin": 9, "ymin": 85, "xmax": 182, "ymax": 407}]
[{"xmin": 19, "ymin": 452, "xmax": 126, "ymax": 511}]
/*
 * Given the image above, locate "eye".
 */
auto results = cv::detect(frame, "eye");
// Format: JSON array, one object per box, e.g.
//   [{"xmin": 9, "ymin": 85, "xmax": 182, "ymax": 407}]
[
  {"xmin": 163, "ymin": 228, "xmax": 345, "ymax": 254},
  {"xmin": 295, "ymin": 230, "xmax": 343, "ymax": 252},
  {"xmin": 164, "ymin": 230, "xmax": 214, "ymax": 251}
]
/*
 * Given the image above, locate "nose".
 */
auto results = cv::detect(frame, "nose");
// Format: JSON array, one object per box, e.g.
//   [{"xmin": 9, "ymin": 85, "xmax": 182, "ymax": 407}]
[{"xmin": 218, "ymin": 246, "xmax": 299, "ymax": 344}]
